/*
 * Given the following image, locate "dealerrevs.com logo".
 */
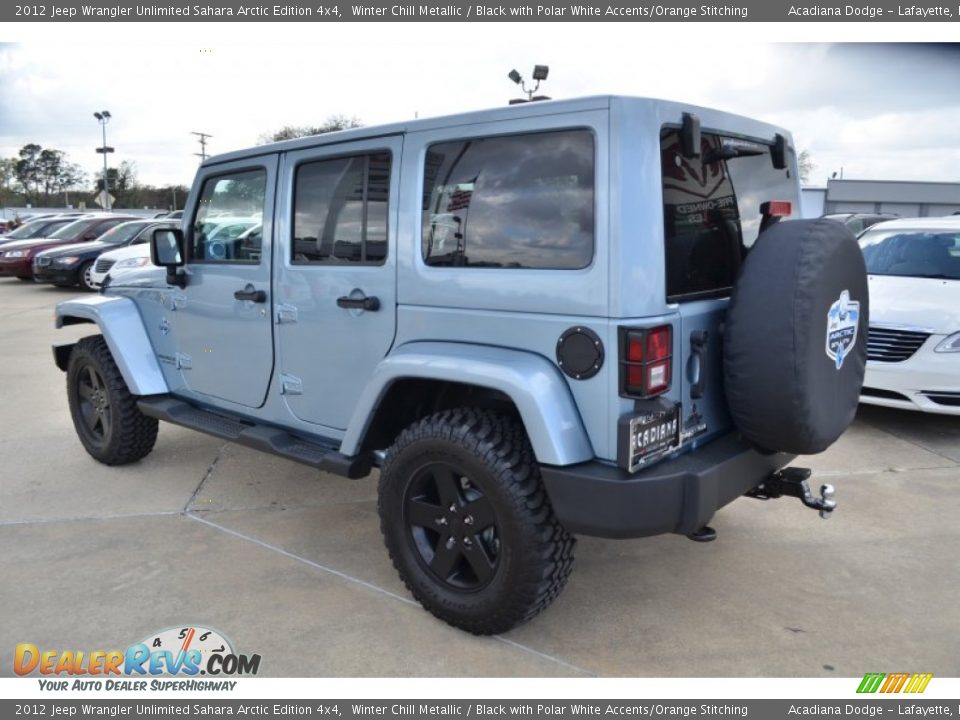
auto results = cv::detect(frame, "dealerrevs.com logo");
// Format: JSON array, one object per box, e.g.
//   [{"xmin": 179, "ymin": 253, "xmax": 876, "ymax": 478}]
[{"xmin": 15, "ymin": 626, "xmax": 261, "ymax": 689}]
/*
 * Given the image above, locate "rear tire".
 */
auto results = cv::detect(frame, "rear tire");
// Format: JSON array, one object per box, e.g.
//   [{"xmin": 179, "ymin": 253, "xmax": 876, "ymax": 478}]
[
  {"xmin": 67, "ymin": 335, "xmax": 158, "ymax": 465},
  {"xmin": 378, "ymin": 408, "xmax": 575, "ymax": 635}
]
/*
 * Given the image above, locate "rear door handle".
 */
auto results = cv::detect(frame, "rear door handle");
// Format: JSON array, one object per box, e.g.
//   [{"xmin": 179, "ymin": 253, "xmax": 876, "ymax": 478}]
[
  {"xmin": 336, "ymin": 295, "xmax": 380, "ymax": 312},
  {"xmin": 234, "ymin": 289, "xmax": 267, "ymax": 303}
]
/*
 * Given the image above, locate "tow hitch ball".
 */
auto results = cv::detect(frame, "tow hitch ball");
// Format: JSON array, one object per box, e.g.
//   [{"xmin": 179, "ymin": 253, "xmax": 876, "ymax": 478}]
[{"xmin": 747, "ymin": 467, "xmax": 837, "ymax": 519}]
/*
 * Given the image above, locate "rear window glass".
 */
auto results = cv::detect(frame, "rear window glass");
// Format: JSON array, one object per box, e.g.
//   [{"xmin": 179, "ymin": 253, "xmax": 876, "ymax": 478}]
[
  {"xmin": 422, "ymin": 129, "xmax": 594, "ymax": 269},
  {"xmin": 661, "ymin": 129, "xmax": 796, "ymax": 301}
]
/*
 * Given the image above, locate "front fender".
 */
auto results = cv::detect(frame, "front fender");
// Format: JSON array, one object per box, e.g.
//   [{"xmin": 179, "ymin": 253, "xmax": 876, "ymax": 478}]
[
  {"xmin": 55, "ymin": 295, "xmax": 168, "ymax": 397},
  {"xmin": 341, "ymin": 342, "xmax": 593, "ymax": 466}
]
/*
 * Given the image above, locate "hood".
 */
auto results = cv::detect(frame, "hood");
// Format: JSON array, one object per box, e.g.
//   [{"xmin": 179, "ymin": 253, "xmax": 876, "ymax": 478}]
[
  {"xmin": 98, "ymin": 243, "xmax": 150, "ymax": 263},
  {"xmin": 868, "ymin": 275, "xmax": 960, "ymax": 334},
  {"xmin": 38, "ymin": 240, "xmax": 112, "ymax": 258},
  {"xmin": 0, "ymin": 237, "xmax": 78, "ymax": 253}
]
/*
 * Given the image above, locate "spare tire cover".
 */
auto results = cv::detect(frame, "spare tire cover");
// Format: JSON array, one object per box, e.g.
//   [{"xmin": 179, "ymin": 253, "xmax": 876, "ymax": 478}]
[{"xmin": 724, "ymin": 218, "xmax": 869, "ymax": 455}]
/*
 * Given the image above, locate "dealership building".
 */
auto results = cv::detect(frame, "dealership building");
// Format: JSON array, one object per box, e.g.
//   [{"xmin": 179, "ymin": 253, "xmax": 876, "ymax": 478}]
[{"xmin": 801, "ymin": 179, "xmax": 960, "ymax": 219}]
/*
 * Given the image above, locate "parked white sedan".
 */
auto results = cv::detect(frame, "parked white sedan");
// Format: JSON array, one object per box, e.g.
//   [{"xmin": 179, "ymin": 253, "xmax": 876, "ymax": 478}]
[
  {"xmin": 858, "ymin": 217, "xmax": 960, "ymax": 415},
  {"xmin": 89, "ymin": 243, "xmax": 152, "ymax": 288}
]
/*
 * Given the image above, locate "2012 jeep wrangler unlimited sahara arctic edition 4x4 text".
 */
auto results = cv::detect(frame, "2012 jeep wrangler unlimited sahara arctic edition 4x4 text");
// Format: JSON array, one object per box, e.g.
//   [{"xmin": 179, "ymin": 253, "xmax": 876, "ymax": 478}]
[{"xmin": 53, "ymin": 97, "xmax": 868, "ymax": 634}]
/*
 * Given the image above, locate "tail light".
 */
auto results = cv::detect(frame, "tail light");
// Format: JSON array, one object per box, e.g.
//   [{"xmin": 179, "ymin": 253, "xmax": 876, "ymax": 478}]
[
  {"xmin": 619, "ymin": 325, "xmax": 673, "ymax": 398},
  {"xmin": 760, "ymin": 200, "xmax": 792, "ymax": 217}
]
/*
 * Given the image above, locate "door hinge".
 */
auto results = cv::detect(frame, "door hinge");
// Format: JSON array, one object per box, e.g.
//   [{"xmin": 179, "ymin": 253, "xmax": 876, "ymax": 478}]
[
  {"xmin": 280, "ymin": 373, "xmax": 303, "ymax": 395},
  {"xmin": 175, "ymin": 352, "xmax": 192, "ymax": 370},
  {"xmin": 276, "ymin": 303, "xmax": 298, "ymax": 324}
]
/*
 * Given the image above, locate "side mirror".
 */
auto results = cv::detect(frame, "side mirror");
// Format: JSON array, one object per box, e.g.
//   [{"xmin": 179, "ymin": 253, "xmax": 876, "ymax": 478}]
[{"xmin": 151, "ymin": 228, "xmax": 187, "ymax": 288}]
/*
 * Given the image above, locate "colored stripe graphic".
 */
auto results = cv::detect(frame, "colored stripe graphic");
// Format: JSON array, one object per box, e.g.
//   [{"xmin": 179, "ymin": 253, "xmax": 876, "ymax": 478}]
[
  {"xmin": 905, "ymin": 674, "xmax": 934, "ymax": 694},
  {"xmin": 857, "ymin": 673, "xmax": 885, "ymax": 693},
  {"xmin": 857, "ymin": 672, "xmax": 932, "ymax": 694}
]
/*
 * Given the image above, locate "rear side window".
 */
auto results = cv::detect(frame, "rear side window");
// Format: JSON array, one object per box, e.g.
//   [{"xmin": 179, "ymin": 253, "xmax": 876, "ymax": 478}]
[
  {"xmin": 661, "ymin": 129, "xmax": 795, "ymax": 301},
  {"xmin": 422, "ymin": 129, "xmax": 594, "ymax": 269},
  {"xmin": 293, "ymin": 152, "xmax": 391, "ymax": 265}
]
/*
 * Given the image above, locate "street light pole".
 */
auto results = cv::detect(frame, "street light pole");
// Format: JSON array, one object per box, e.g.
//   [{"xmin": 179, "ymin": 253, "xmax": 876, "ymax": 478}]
[{"xmin": 93, "ymin": 110, "xmax": 114, "ymax": 211}]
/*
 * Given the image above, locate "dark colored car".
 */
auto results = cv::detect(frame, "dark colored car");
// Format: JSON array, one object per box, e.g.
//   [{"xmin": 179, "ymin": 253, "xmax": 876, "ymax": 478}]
[
  {"xmin": 0, "ymin": 217, "xmax": 79, "ymax": 246},
  {"xmin": 0, "ymin": 215, "xmax": 137, "ymax": 280},
  {"xmin": 33, "ymin": 220, "xmax": 178, "ymax": 291},
  {"xmin": 823, "ymin": 212, "xmax": 899, "ymax": 236}
]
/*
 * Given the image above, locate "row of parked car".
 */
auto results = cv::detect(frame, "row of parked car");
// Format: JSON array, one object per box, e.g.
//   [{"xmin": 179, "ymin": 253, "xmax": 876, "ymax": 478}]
[{"xmin": 0, "ymin": 210, "xmax": 262, "ymax": 292}]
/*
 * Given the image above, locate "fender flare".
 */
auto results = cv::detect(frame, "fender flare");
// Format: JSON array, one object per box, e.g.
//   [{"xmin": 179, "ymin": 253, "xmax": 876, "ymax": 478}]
[
  {"xmin": 55, "ymin": 295, "xmax": 168, "ymax": 397},
  {"xmin": 341, "ymin": 342, "xmax": 594, "ymax": 466}
]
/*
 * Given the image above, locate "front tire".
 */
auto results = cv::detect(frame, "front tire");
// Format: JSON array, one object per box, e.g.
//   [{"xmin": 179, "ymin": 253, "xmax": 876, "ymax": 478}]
[
  {"xmin": 78, "ymin": 261, "xmax": 96, "ymax": 292},
  {"xmin": 378, "ymin": 408, "xmax": 575, "ymax": 635},
  {"xmin": 67, "ymin": 335, "xmax": 158, "ymax": 465}
]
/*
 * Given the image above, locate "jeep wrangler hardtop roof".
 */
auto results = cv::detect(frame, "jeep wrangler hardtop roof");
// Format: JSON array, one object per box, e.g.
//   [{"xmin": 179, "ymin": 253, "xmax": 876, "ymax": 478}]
[{"xmin": 203, "ymin": 95, "xmax": 793, "ymax": 167}]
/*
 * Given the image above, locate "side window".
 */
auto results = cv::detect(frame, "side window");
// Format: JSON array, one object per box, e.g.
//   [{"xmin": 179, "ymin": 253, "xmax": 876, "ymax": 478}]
[
  {"xmin": 292, "ymin": 152, "xmax": 391, "ymax": 265},
  {"xmin": 421, "ymin": 129, "xmax": 594, "ymax": 270},
  {"xmin": 191, "ymin": 168, "xmax": 266, "ymax": 263}
]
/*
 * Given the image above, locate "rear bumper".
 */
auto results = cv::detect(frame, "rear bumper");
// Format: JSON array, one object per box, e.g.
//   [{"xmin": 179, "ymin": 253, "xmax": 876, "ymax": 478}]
[{"xmin": 540, "ymin": 432, "xmax": 794, "ymax": 538}]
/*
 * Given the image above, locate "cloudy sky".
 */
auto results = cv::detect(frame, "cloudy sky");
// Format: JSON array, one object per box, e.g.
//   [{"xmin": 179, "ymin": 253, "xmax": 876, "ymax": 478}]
[{"xmin": 0, "ymin": 34, "xmax": 958, "ymax": 190}]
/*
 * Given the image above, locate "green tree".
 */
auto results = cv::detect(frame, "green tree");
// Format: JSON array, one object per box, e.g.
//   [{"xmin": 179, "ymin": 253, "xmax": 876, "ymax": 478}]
[
  {"xmin": 258, "ymin": 114, "xmax": 363, "ymax": 144},
  {"xmin": 96, "ymin": 161, "xmax": 139, "ymax": 207},
  {"xmin": 0, "ymin": 158, "xmax": 17, "ymax": 206},
  {"xmin": 13, "ymin": 144, "xmax": 86, "ymax": 205},
  {"xmin": 14, "ymin": 143, "xmax": 43, "ymax": 203}
]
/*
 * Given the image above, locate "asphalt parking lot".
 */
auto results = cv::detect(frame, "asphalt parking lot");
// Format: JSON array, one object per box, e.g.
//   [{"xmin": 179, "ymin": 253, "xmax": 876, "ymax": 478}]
[{"xmin": 1, "ymin": 278, "xmax": 958, "ymax": 678}]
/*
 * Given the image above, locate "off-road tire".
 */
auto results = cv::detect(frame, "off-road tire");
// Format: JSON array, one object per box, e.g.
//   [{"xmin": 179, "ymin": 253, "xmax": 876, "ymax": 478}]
[
  {"xmin": 77, "ymin": 261, "xmax": 96, "ymax": 292},
  {"xmin": 378, "ymin": 408, "xmax": 575, "ymax": 635},
  {"xmin": 67, "ymin": 335, "xmax": 158, "ymax": 465}
]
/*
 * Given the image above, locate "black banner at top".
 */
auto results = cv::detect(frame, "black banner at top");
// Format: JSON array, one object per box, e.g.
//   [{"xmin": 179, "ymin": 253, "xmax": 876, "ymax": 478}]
[{"xmin": 4, "ymin": 0, "xmax": 959, "ymax": 21}]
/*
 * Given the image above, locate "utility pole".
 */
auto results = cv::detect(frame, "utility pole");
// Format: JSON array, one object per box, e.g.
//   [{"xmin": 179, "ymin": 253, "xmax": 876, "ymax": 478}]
[
  {"xmin": 94, "ymin": 111, "xmax": 114, "ymax": 211},
  {"xmin": 191, "ymin": 131, "xmax": 212, "ymax": 162}
]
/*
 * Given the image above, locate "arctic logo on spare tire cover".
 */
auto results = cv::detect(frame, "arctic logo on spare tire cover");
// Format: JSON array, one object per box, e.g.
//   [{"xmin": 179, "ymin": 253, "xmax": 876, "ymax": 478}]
[{"xmin": 826, "ymin": 290, "xmax": 860, "ymax": 369}]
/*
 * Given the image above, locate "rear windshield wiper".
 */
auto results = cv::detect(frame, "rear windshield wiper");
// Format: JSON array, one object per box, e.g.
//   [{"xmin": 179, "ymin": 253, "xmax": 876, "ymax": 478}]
[{"xmin": 704, "ymin": 141, "xmax": 766, "ymax": 164}]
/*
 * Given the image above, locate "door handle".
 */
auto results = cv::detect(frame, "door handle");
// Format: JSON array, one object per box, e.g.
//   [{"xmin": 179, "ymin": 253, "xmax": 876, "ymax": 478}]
[
  {"xmin": 234, "ymin": 288, "xmax": 267, "ymax": 303},
  {"xmin": 689, "ymin": 330, "xmax": 709, "ymax": 400},
  {"xmin": 336, "ymin": 295, "xmax": 380, "ymax": 312}
]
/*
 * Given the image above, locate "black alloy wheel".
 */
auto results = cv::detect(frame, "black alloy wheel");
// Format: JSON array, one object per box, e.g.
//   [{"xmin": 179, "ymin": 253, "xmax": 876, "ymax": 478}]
[{"xmin": 404, "ymin": 461, "xmax": 500, "ymax": 591}]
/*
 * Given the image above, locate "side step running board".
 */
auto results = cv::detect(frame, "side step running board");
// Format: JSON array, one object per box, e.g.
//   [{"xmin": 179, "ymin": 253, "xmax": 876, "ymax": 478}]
[{"xmin": 137, "ymin": 396, "xmax": 371, "ymax": 479}]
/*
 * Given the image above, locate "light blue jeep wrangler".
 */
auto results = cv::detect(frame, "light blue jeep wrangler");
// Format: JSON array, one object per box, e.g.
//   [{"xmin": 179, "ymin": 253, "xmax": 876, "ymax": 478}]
[{"xmin": 54, "ymin": 96, "xmax": 868, "ymax": 634}]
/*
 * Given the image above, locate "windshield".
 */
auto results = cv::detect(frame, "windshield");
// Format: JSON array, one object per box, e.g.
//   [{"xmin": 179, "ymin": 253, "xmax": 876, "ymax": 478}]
[
  {"xmin": 8, "ymin": 219, "xmax": 70, "ymax": 239},
  {"xmin": 859, "ymin": 229, "xmax": 960, "ymax": 280},
  {"xmin": 48, "ymin": 218, "xmax": 100, "ymax": 239},
  {"xmin": 98, "ymin": 221, "xmax": 149, "ymax": 246}
]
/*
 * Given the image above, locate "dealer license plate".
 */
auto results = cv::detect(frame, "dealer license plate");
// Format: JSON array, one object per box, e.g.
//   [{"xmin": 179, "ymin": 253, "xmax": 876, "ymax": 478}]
[{"xmin": 626, "ymin": 404, "xmax": 681, "ymax": 472}]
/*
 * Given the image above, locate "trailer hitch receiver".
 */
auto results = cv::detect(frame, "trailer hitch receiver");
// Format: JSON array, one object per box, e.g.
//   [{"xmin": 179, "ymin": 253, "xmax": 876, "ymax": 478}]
[{"xmin": 747, "ymin": 467, "xmax": 836, "ymax": 519}]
